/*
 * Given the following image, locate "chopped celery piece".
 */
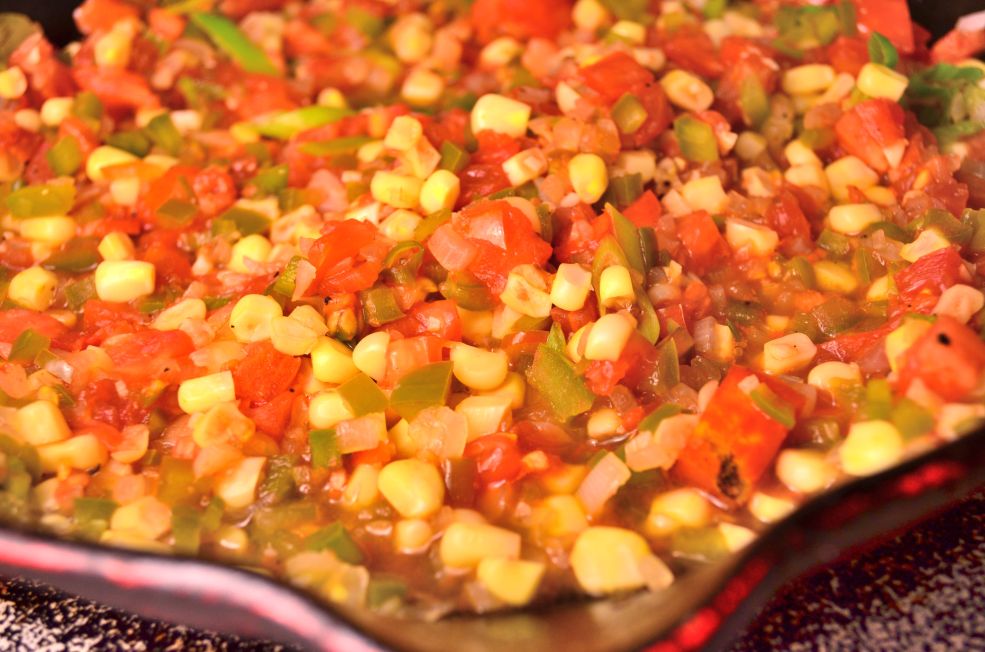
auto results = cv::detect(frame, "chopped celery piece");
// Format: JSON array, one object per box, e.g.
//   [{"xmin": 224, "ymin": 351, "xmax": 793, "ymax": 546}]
[
  {"xmin": 359, "ymin": 287, "xmax": 405, "ymax": 326},
  {"xmin": 106, "ymin": 130, "xmax": 152, "ymax": 157},
  {"xmin": 190, "ymin": 13, "xmax": 279, "ymax": 75},
  {"xmin": 383, "ymin": 242, "xmax": 425, "ymax": 285},
  {"xmin": 258, "ymin": 455, "xmax": 296, "ymax": 505},
  {"xmin": 526, "ymin": 346, "xmax": 595, "ymax": 421},
  {"xmin": 891, "ymin": 398, "xmax": 934, "ymax": 440},
  {"xmin": 250, "ymin": 165, "xmax": 289, "ymax": 195},
  {"xmin": 546, "ymin": 322, "xmax": 566, "ymax": 354},
  {"xmin": 309, "ymin": 429, "xmax": 341, "ymax": 469},
  {"xmin": 145, "ymin": 113, "xmax": 183, "ymax": 156},
  {"xmin": 674, "ymin": 115, "xmax": 718, "ymax": 163},
  {"xmin": 46, "ymin": 136, "xmax": 83, "ymax": 177},
  {"xmin": 266, "ymin": 255, "xmax": 301, "ymax": 305},
  {"xmin": 740, "ymin": 76, "xmax": 770, "ymax": 129},
  {"xmin": 439, "ymin": 141, "xmax": 469, "ymax": 173},
  {"xmin": 6, "ymin": 184, "xmax": 75, "ymax": 218},
  {"xmin": 305, "ymin": 522, "xmax": 363, "ymax": 564},
  {"xmin": 816, "ymin": 229, "xmax": 851, "ymax": 257},
  {"xmin": 157, "ymin": 199, "xmax": 198, "ymax": 226},
  {"xmin": 212, "ymin": 206, "xmax": 271, "ymax": 237},
  {"xmin": 414, "ymin": 209, "xmax": 452, "ymax": 242},
  {"xmin": 254, "ymin": 106, "xmax": 354, "ymax": 140},
  {"xmin": 612, "ymin": 93, "xmax": 648, "ymax": 135},
  {"xmin": 749, "ymin": 384, "xmax": 795, "ymax": 428},
  {"xmin": 390, "ymin": 362, "xmax": 454, "ymax": 421},
  {"xmin": 637, "ymin": 403, "xmax": 681, "ymax": 434},
  {"xmin": 41, "ymin": 236, "xmax": 101, "ymax": 273},
  {"xmin": 439, "ymin": 272, "xmax": 495, "ymax": 311},
  {"xmin": 8, "ymin": 328, "xmax": 50, "ymax": 363},
  {"xmin": 171, "ymin": 505, "xmax": 203, "ymax": 554},
  {"xmin": 338, "ymin": 373, "xmax": 388, "ymax": 416}
]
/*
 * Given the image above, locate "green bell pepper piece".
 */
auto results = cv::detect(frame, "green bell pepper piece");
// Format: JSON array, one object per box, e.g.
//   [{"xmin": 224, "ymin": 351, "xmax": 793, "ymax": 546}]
[
  {"xmin": 749, "ymin": 384, "xmax": 796, "ymax": 428},
  {"xmin": 190, "ymin": 13, "xmax": 279, "ymax": 75},
  {"xmin": 6, "ymin": 183, "xmax": 75, "ymax": 218},
  {"xmin": 359, "ymin": 287, "xmax": 405, "ymax": 326},
  {"xmin": 337, "ymin": 373, "xmax": 388, "ymax": 417},
  {"xmin": 212, "ymin": 206, "xmax": 271, "ymax": 237},
  {"xmin": 8, "ymin": 328, "xmax": 50, "ymax": 363},
  {"xmin": 309, "ymin": 429, "xmax": 341, "ymax": 469},
  {"xmin": 526, "ymin": 345, "xmax": 595, "ymax": 421},
  {"xmin": 254, "ymin": 106, "xmax": 354, "ymax": 140},
  {"xmin": 390, "ymin": 361, "xmax": 453, "ymax": 421},
  {"xmin": 673, "ymin": 115, "xmax": 718, "ymax": 163},
  {"xmin": 305, "ymin": 522, "xmax": 363, "ymax": 564}
]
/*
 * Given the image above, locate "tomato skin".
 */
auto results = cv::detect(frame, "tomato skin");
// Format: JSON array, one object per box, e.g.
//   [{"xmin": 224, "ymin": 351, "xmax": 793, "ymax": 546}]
[
  {"xmin": 458, "ymin": 131, "xmax": 519, "ymax": 206},
  {"xmin": 626, "ymin": 83, "xmax": 673, "ymax": 148},
  {"xmin": 71, "ymin": 378, "xmax": 149, "ymax": 430},
  {"xmin": 388, "ymin": 300, "xmax": 463, "ymax": 341},
  {"xmin": 139, "ymin": 166, "xmax": 201, "ymax": 225},
  {"xmin": 58, "ymin": 117, "xmax": 98, "ymax": 161},
  {"xmin": 662, "ymin": 29, "xmax": 724, "ymax": 79},
  {"xmin": 766, "ymin": 189, "xmax": 812, "ymax": 255},
  {"xmin": 893, "ymin": 247, "xmax": 962, "ymax": 306},
  {"xmin": 74, "ymin": 0, "xmax": 140, "ymax": 34},
  {"xmin": 138, "ymin": 230, "xmax": 193, "ymax": 286},
  {"xmin": 9, "ymin": 34, "xmax": 75, "ymax": 100},
  {"xmin": 818, "ymin": 325, "xmax": 892, "ymax": 363},
  {"xmin": 307, "ymin": 220, "xmax": 387, "ymax": 295},
  {"xmin": 470, "ymin": 0, "xmax": 569, "ymax": 44},
  {"xmin": 80, "ymin": 301, "xmax": 143, "ymax": 346},
  {"xmin": 579, "ymin": 52, "xmax": 654, "ymax": 104},
  {"xmin": 834, "ymin": 99, "xmax": 905, "ymax": 173},
  {"xmin": 350, "ymin": 441, "xmax": 395, "ymax": 467},
  {"xmin": 102, "ymin": 329, "xmax": 195, "ymax": 385},
  {"xmin": 853, "ymin": 0, "xmax": 914, "ymax": 54},
  {"xmin": 242, "ymin": 390, "xmax": 296, "ymax": 437},
  {"xmin": 232, "ymin": 340, "xmax": 302, "ymax": 403},
  {"xmin": 192, "ymin": 167, "xmax": 237, "ymax": 218},
  {"xmin": 898, "ymin": 316, "xmax": 985, "ymax": 401},
  {"xmin": 826, "ymin": 36, "xmax": 870, "ymax": 76},
  {"xmin": 72, "ymin": 66, "xmax": 160, "ymax": 111},
  {"xmin": 676, "ymin": 211, "xmax": 728, "ymax": 274},
  {"xmin": 622, "ymin": 190, "xmax": 662, "ymax": 228},
  {"xmin": 716, "ymin": 37, "xmax": 779, "ymax": 124},
  {"xmin": 0, "ymin": 309, "xmax": 69, "ymax": 350},
  {"xmin": 550, "ymin": 301, "xmax": 599, "ymax": 337},
  {"xmin": 464, "ymin": 434, "xmax": 524, "ymax": 486},
  {"xmin": 931, "ymin": 28, "xmax": 985, "ymax": 63},
  {"xmin": 149, "ymin": 8, "xmax": 186, "ymax": 42}
]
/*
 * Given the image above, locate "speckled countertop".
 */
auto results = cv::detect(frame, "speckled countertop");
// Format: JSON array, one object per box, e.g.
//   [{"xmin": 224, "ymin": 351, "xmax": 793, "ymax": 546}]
[{"xmin": 1, "ymin": 490, "xmax": 983, "ymax": 652}]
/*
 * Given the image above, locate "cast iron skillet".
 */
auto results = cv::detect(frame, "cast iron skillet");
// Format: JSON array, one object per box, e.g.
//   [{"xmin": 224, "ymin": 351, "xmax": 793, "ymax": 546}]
[{"xmin": 0, "ymin": 3, "xmax": 983, "ymax": 651}]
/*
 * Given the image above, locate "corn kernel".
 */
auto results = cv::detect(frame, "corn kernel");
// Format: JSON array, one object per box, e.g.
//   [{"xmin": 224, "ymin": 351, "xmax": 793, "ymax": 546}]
[
  {"xmin": 610, "ymin": 20, "xmax": 646, "ymax": 44},
  {"xmin": 499, "ymin": 148, "xmax": 545, "ymax": 188},
  {"xmin": 813, "ymin": 260, "xmax": 858, "ymax": 294},
  {"xmin": 178, "ymin": 371, "xmax": 236, "ymax": 414},
  {"xmin": 828, "ymin": 203, "xmax": 881, "ymax": 236},
  {"xmin": 269, "ymin": 315, "xmax": 318, "ymax": 357},
  {"xmin": 501, "ymin": 265, "xmax": 552, "ymax": 318},
  {"xmin": 86, "ymin": 146, "xmax": 138, "ymax": 183},
  {"xmin": 864, "ymin": 185, "xmax": 896, "ymax": 206},
  {"xmin": 587, "ymin": 407, "xmax": 623, "ymax": 440},
  {"xmin": 584, "ymin": 312, "xmax": 636, "ymax": 361},
  {"xmin": 0, "ymin": 66, "xmax": 27, "ymax": 100},
  {"xmin": 8, "ymin": 266, "xmax": 58, "ymax": 311},
  {"xmin": 370, "ymin": 171, "xmax": 423, "ymax": 209},
  {"xmin": 455, "ymin": 395, "xmax": 513, "ymax": 440},
  {"xmin": 215, "ymin": 457, "xmax": 267, "ymax": 510},
  {"xmin": 342, "ymin": 464, "xmax": 380, "ymax": 511},
  {"xmin": 885, "ymin": 317, "xmax": 931, "ymax": 373},
  {"xmin": 478, "ymin": 372, "xmax": 526, "ymax": 410},
  {"xmin": 192, "ymin": 402, "xmax": 255, "ymax": 448},
  {"xmin": 451, "ymin": 343, "xmax": 509, "ymax": 391},
  {"xmin": 784, "ymin": 164, "xmax": 830, "ymax": 195},
  {"xmin": 477, "ymin": 558, "xmax": 545, "ymax": 606},
  {"xmin": 308, "ymin": 390, "xmax": 354, "ymax": 429},
  {"xmin": 825, "ymin": 156, "xmax": 879, "ymax": 202},
  {"xmin": 351, "ymin": 331, "xmax": 390, "ymax": 382},
  {"xmin": 94, "ymin": 21, "xmax": 135, "ymax": 68},
  {"xmin": 110, "ymin": 496, "xmax": 170, "ymax": 541},
  {"xmin": 290, "ymin": 305, "xmax": 328, "ymax": 334},
  {"xmin": 573, "ymin": 0, "xmax": 610, "ymax": 31},
  {"xmin": 389, "ymin": 13, "xmax": 433, "ymax": 64},
  {"xmin": 535, "ymin": 495, "xmax": 588, "ymax": 538},
  {"xmin": 613, "ymin": 150, "xmax": 657, "ymax": 182},
  {"xmin": 98, "ymin": 232, "xmax": 136, "ymax": 262},
  {"xmin": 311, "ymin": 337, "xmax": 359, "ymax": 385},
  {"xmin": 20, "ymin": 216, "xmax": 77, "ymax": 246},
  {"xmin": 776, "ymin": 448, "xmax": 837, "ymax": 494},
  {"xmin": 16, "ymin": 400, "xmax": 71, "ymax": 446},
  {"xmin": 479, "ymin": 37, "xmax": 522, "ymax": 68},
  {"xmin": 840, "ymin": 420, "xmax": 903, "ymax": 476},
  {"xmin": 570, "ymin": 527, "xmax": 653, "ymax": 595},
  {"xmin": 784, "ymin": 139, "xmax": 822, "ymax": 167},
  {"xmin": 229, "ymin": 294, "xmax": 282, "ymax": 343},
  {"xmin": 150, "ymin": 299, "xmax": 204, "ymax": 332},
  {"xmin": 384, "ymin": 116, "xmax": 423, "ymax": 153},
  {"xmin": 13, "ymin": 108, "xmax": 40, "ymax": 132},
  {"xmin": 725, "ymin": 218, "xmax": 779, "ymax": 257},
  {"xmin": 379, "ymin": 209, "xmax": 422, "ymax": 242},
  {"xmin": 93, "ymin": 260, "xmax": 155, "ymax": 303},
  {"xmin": 807, "ymin": 361, "xmax": 861, "ymax": 394},
  {"xmin": 735, "ymin": 131, "xmax": 767, "ymax": 161},
  {"xmin": 38, "ymin": 434, "xmax": 108, "ymax": 473},
  {"xmin": 762, "ymin": 332, "xmax": 816, "ymax": 374},
  {"xmin": 660, "ymin": 69, "xmax": 714, "ymax": 112},
  {"xmin": 599, "ymin": 265, "xmax": 634, "ymax": 308},
  {"xmin": 856, "ymin": 62, "xmax": 909, "ymax": 101},
  {"xmin": 933, "ymin": 284, "xmax": 985, "ymax": 324},
  {"xmin": 564, "ymin": 152, "xmax": 607, "ymax": 204},
  {"xmin": 419, "ymin": 169, "xmax": 461, "ymax": 214},
  {"xmin": 440, "ymin": 521, "xmax": 521, "ymax": 569},
  {"xmin": 378, "ymin": 459, "xmax": 445, "ymax": 518},
  {"xmin": 645, "ymin": 488, "xmax": 713, "ymax": 537},
  {"xmin": 228, "ymin": 234, "xmax": 272, "ymax": 273},
  {"xmin": 681, "ymin": 175, "xmax": 729, "ymax": 214},
  {"xmin": 402, "ymin": 68, "xmax": 445, "ymax": 107},
  {"xmin": 471, "ymin": 94, "xmax": 531, "ymax": 138},
  {"xmin": 782, "ymin": 64, "xmax": 835, "ymax": 96},
  {"xmin": 718, "ymin": 522, "xmax": 756, "ymax": 552},
  {"xmin": 40, "ymin": 98, "xmax": 74, "ymax": 127},
  {"xmin": 818, "ymin": 71, "xmax": 856, "ymax": 105},
  {"xmin": 748, "ymin": 491, "xmax": 795, "ymax": 523},
  {"xmin": 394, "ymin": 518, "xmax": 433, "ymax": 553},
  {"xmin": 550, "ymin": 263, "xmax": 593, "ymax": 311},
  {"xmin": 866, "ymin": 275, "xmax": 892, "ymax": 301},
  {"xmin": 900, "ymin": 229, "xmax": 951, "ymax": 263}
]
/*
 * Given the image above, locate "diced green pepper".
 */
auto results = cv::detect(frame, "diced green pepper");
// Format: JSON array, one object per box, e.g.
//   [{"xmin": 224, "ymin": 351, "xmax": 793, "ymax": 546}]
[
  {"xmin": 337, "ymin": 373, "xmax": 388, "ymax": 416},
  {"xmin": 106, "ymin": 130, "xmax": 152, "ymax": 157},
  {"xmin": 439, "ymin": 141, "xmax": 469, "ymax": 173},
  {"xmin": 65, "ymin": 277, "xmax": 96, "ymax": 311},
  {"xmin": 636, "ymin": 285, "xmax": 661, "ymax": 344},
  {"xmin": 74, "ymin": 497, "xmax": 117, "ymax": 540},
  {"xmin": 811, "ymin": 296, "xmax": 861, "ymax": 337},
  {"xmin": 367, "ymin": 578, "xmax": 407, "ymax": 609},
  {"xmin": 359, "ymin": 287, "xmax": 405, "ymax": 326},
  {"xmin": 891, "ymin": 398, "xmax": 934, "ymax": 440},
  {"xmin": 862, "ymin": 378, "xmax": 893, "ymax": 420},
  {"xmin": 46, "ymin": 137, "xmax": 83, "ymax": 177},
  {"xmin": 750, "ymin": 384, "xmax": 795, "ymax": 428},
  {"xmin": 546, "ymin": 322, "xmax": 566, "ymax": 354},
  {"xmin": 144, "ymin": 113, "xmax": 183, "ymax": 156},
  {"xmin": 309, "ymin": 429, "xmax": 341, "ymax": 469},
  {"xmin": 414, "ymin": 209, "xmax": 452, "ymax": 242},
  {"xmin": 390, "ymin": 361, "xmax": 454, "ymax": 421},
  {"xmin": 305, "ymin": 522, "xmax": 363, "ymax": 564},
  {"xmin": 609, "ymin": 205, "xmax": 647, "ymax": 276},
  {"xmin": 266, "ymin": 255, "xmax": 301, "ymax": 305},
  {"xmin": 605, "ymin": 173, "xmax": 644, "ymax": 208},
  {"xmin": 300, "ymin": 136, "xmax": 375, "ymax": 157},
  {"xmin": 612, "ymin": 93, "xmax": 648, "ymax": 135},
  {"xmin": 157, "ymin": 458, "xmax": 197, "ymax": 505},
  {"xmin": 171, "ymin": 505, "xmax": 203, "ymax": 555},
  {"xmin": 0, "ymin": 434, "xmax": 40, "ymax": 479},
  {"xmin": 965, "ymin": 209, "xmax": 985, "ymax": 252},
  {"xmin": 383, "ymin": 242, "xmax": 425, "ymax": 286},
  {"xmin": 867, "ymin": 32, "xmax": 898, "ymax": 69},
  {"xmin": 8, "ymin": 328, "xmax": 50, "ymax": 363},
  {"xmin": 250, "ymin": 165, "xmax": 289, "ymax": 195},
  {"xmin": 258, "ymin": 455, "xmax": 296, "ymax": 506},
  {"xmin": 816, "ymin": 228, "xmax": 851, "ymax": 257},
  {"xmin": 703, "ymin": 0, "xmax": 727, "ymax": 18},
  {"xmin": 212, "ymin": 206, "xmax": 271, "ymax": 237},
  {"xmin": 254, "ymin": 106, "xmax": 354, "ymax": 140},
  {"xmin": 909, "ymin": 208, "xmax": 972, "ymax": 246},
  {"xmin": 41, "ymin": 236, "xmax": 101, "ymax": 273},
  {"xmin": 863, "ymin": 221, "xmax": 910, "ymax": 242},
  {"xmin": 637, "ymin": 403, "xmax": 681, "ymax": 434},
  {"xmin": 345, "ymin": 7, "xmax": 385, "ymax": 38},
  {"xmin": 674, "ymin": 115, "xmax": 718, "ymax": 163},
  {"xmin": 6, "ymin": 184, "xmax": 75, "ymax": 219},
  {"xmin": 190, "ymin": 13, "xmax": 279, "ymax": 76},
  {"xmin": 157, "ymin": 199, "xmax": 198, "ymax": 226},
  {"xmin": 671, "ymin": 526, "xmax": 730, "ymax": 561},
  {"xmin": 526, "ymin": 346, "xmax": 595, "ymax": 421},
  {"xmin": 740, "ymin": 75, "xmax": 770, "ymax": 129}
]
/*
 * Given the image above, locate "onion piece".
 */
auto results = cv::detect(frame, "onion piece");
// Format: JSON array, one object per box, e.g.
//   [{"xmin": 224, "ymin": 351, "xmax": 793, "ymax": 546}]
[{"xmin": 576, "ymin": 452, "xmax": 631, "ymax": 515}]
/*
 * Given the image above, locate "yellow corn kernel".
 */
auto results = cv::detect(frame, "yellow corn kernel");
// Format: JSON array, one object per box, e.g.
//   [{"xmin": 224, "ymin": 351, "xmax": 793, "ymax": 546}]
[
  {"xmin": 38, "ymin": 434, "xmax": 108, "ymax": 473},
  {"xmin": 13, "ymin": 108, "xmax": 40, "ymax": 133},
  {"xmin": 477, "ymin": 558, "xmax": 546, "ymax": 606},
  {"xmin": 501, "ymin": 148, "xmax": 547, "ymax": 188},
  {"xmin": 866, "ymin": 275, "xmax": 892, "ymax": 301},
  {"xmin": 479, "ymin": 37, "xmax": 522, "ymax": 68},
  {"xmin": 193, "ymin": 402, "xmax": 255, "ymax": 448},
  {"xmin": 16, "ymin": 400, "xmax": 71, "ymax": 446},
  {"xmin": 863, "ymin": 185, "xmax": 896, "ymax": 206},
  {"xmin": 782, "ymin": 64, "xmax": 835, "ymax": 96},
  {"xmin": 229, "ymin": 294, "xmax": 282, "ymax": 343},
  {"xmin": 402, "ymin": 68, "xmax": 445, "ymax": 107},
  {"xmin": 378, "ymin": 459, "xmax": 445, "ymax": 518},
  {"xmin": 0, "ymin": 66, "xmax": 27, "ymax": 99},
  {"xmin": 501, "ymin": 265, "xmax": 552, "ymax": 318},
  {"xmin": 572, "ymin": 0, "xmax": 610, "ymax": 31},
  {"xmin": 370, "ymin": 171, "xmax": 423, "ymax": 209},
  {"xmin": 762, "ymin": 332, "xmax": 816, "ymax": 374},
  {"xmin": 813, "ymin": 260, "xmax": 858, "ymax": 294},
  {"xmin": 94, "ymin": 20, "xmax": 135, "ymax": 68},
  {"xmin": 351, "ymin": 331, "xmax": 390, "ymax": 382},
  {"xmin": 8, "ymin": 266, "xmax": 58, "ymax": 311},
  {"xmin": 599, "ymin": 265, "xmax": 634, "ymax": 308},
  {"xmin": 828, "ymin": 203, "xmax": 882, "ymax": 236},
  {"xmin": 111, "ymin": 424, "xmax": 148, "ymax": 464},
  {"xmin": 98, "ymin": 231, "xmax": 136, "ymax": 261},
  {"xmin": 40, "ymin": 97, "xmax": 73, "ymax": 127},
  {"xmin": 355, "ymin": 141, "xmax": 385, "ymax": 166},
  {"xmin": 229, "ymin": 121, "xmax": 260, "ymax": 144},
  {"xmin": 478, "ymin": 372, "xmax": 526, "ymax": 410},
  {"xmin": 384, "ymin": 115, "xmax": 423, "ymax": 152},
  {"xmin": 456, "ymin": 306, "xmax": 492, "ymax": 345},
  {"xmin": 776, "ymin": 448, "xmax": 837, "ymax": 494},
  {"xmin": 389, "ymin": 13, "xmax": 433, "ymax": 64},
  {"xmin": 153, "ymin": 298, "xmax": 206, "ymax": 331},
  {"xmin": 86, "ymin": 146, "xmax": 138, "ymax": 183},
  {"xmin": 440, "ymin": 521, "xmax": 521, "ymax": 569},
  {"xmin": 824, "ymin": 156, "xmax": 879, "ymax": 202},
  {"xmin": 550, "ymin": 263, "xmax": 592, "ymax": 312},
  {"xmin": 471, "ymin": 94, "xmax": 531, "ymax": 138},
  {"xmin": 784, "ymin": 164, "xmax": 830, "ymax": 195},
  {"xmin": 584, "ymin": 312, "xmax": 636, "ymax": 361},
  {"xmin": 680, "ymin": 175, "xmax": 728, "ymax": 214},
  {"xmin": 856, "ymin": 62, "xmax": 908, "ymax": 101},
  {"xmin": 269, "ymin": 315, "xmax": 318, "ymax": 357},
  {"xmin": 419, "ymin": 169, "xmax": 461, "ymax": 214},
  {"xmin": 94, "ymin": 260, "xmax": 156, "ymax": 303},
  {"xmin": 19, "ymin": 216, "xmax": 76, "ymax": 245},
  {"xmin": 536, "ymin": 495, "xmax": 588, "ymax": 538},
  {"xmin": 840, "ymin": 420, "xmax": 904, "ymax": 476},
  {"xmin": 394, "ymin": 518, "xmax": 433, "ymax": 554},
  {"xmin": 694, "ymin": 317, "xmax": 735, "ymax": 363},
  {"xmin": 725, "ymin": 218, "xmax": 779, "ymax": 257},
  {"xmin": 610, "ymin": 20, "xmax": 646, "ymax": 44},
  {"xmin": 587, "ymin": 407, "xmax": 623, "ymax": 440},
  {"xmin": 900, "ymin": 229, "xmax": 951, "ymax": 263},
  {"xmin": 785, "ymin": 139, "xmax": 823, "ymax": 168},
  {"xmin": 570, "ymin": 527, "xmax": 653, "ymax": 595},
  {"xmin": 178, "ymin": 371, "xmax": 236, "ymax": 414},
  {"xmin": 807, "ymin": 361, "xmax": 861, "ymax": 394},
  {"xmin": 310, "ymin": 337, "xmax": 359, "ymax": 384},
  {"xmin": 735, "ymin": 131, "xmax": 767, "ymax": 161},
  {"xmin": 213, "ymin": 525, "xmax": 250, "ymax": 555},
  {"xmin": 933, "ymin": 284, "xmax": 985, "ymax": 323},
  {"xmin": 110, "ymin": 496, "xmax": 170, "ymax": 541},
  {"xmin": 308, "ymin": 390, "xmax": 354, "ymax": 429},
  {"xmin": 46, "ymin": 310, "xmax": 77, "ymax": 328},
  {"xmin": 455, "ymin": 395, "xmax": 513, "ymax": 440},
  {"xmin": 568, "ymin": 153, "xmax": 609, "ymax": 204},
  {"xmin": 715, "ymin": 522, "xmax": 754, "ymax": 553},
  {"xmin": 228, "ymin": 234, "xmax": 272, "ymax": 273},
  {"xmin": 645, "ymin": 488, "xmax": 713, "ymax": 537},
  {"xmin": 342, "ymin": 464, "xmax": 380, "ymax": 511},
  {"xmin": 885, "ymin": 317, "xmax": 932, "ymax": 373},
  {"xmin": 215, "ymin": 457, "xmax": 267, "ymax": 510},
  {"xmin": 450, "ymin": 343, "xmax": 509, "ymax": 391},
  {"xmin": 613, "ymin": 150, "xmax": 657, "ymax": 183},
  {"xmin": 378, "ymin": 209, "xmax": 421, "ymax": 242},
  {"xmin": 748, "ymin": 491, "xmax": 796, "ymax": 523},
  {"xmin": 289, "ymin": 305, "xmax": 328, "ymax": 334},
  {"xmin": 660, "ymin": 69, "xmax": 714, "ymax": 112}
]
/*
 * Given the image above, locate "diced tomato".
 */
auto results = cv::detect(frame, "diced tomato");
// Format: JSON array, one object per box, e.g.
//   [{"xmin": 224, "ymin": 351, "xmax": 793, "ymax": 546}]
[
  {"xmin": 192, "ymin": 167, "xmax": 237, "ymax": 218},
  {"xmin": 717, "ymin": 37, "xmax": 779, "ymax": 124},
  {"xmin": 74, "ymin": 0, "xmax": 140, "ymax": 34},
  {"xmin": 579, "ymin": 52, "xmax": 654, "ymax": 104},
  {"xmin": 464, "ymin": 434, "xmax": 524, "ymax": 485},
  {"xmin": 9, "ymin": 34, "xmax": 75, "ymax": 100},
  {"xmin": 853, "ymin": 0, "xmax": 914, "ymax": 54},
  {"xmin": 817, "ymin": 324, "xmax": 892, "ymax": 362},
  {"xmin": 0, "ymin": 309, "xmax": 69, "ymax": 348},
  {"xmin": 550, "ymin": 301, "xmax": 599, "ymax": 336},
  {"xmin": 242, "ymin": 391, "xmax": 296, "ymax": 437},
  {"xmin": 622, "ymin": 190, "xmax": 662, "ymax": 228},
  {"xmin": 931, "ymin": 27, "xmax": 985, "ymax": 64},
  {"xmin": 138, "ymin": 165, "xmax": 201, "ymax": 225},
  {"xmin": 232, "ymin": 74, "xmax": 299, "ymax": 121},
  {"xmin": 826, "ymin": 36, "xmax": 870, "ymax": 76},
  {"xmin": 428, "ymin": 224, "xmax": 478, "ymax": 272},
  {"xmin": 137, "ymin": 229, "xmax": 193, "ymax": 286},
  {"xmin": 672, "ymin": 366, "xmax": 790, "ymax": 503},
  {"xmin": 421, "ymin": 109, "xmax": 469, "ymax": 150},
  {"xmin": 383, "ymin": 334, "xmax": 444, "ymax": 387},
  {"xmin": 102, "ymin": 329, "xmax": 195, "ymax": 385},
  {"xmin": 662, "ymin": 28, "xmax": 724, "ymax": 79},
  {"xmin": 79, "ymin": 300, "xmax": 143, "ymax": 346},
  {"xmin": 350, "ymin": 441, "xmax": 395, "ymax": 467},
  {"xmin": 897, "ymin": 316, "xmax": 985, "ymax": 401},
  {"xmin": 72, "ymin": 66, "xmax": 160, "ymax": 111},
  {"xmin": 284, "ymin": 19, "xmax": 335, "ymax": 57},
  {"xmin": 677, "ymin": 211, "xmax": 728, "ymax": 274},
  {"xmin": 149, "ymin": 8, "xmax": 186, "ymax": 42},
  {"xmin": 232, "ymin": 340, "xmax": 302, "ymax": 403},
  {"xmin": 893, "ymin": 247, "xmax": 963, "ymax": 305},
  {"xmin": 625, "ymin": 83, "xmax": 673, "ymax": 148},
  {"xmin": 470, "ymin": 0, "xmax": 570, "ymax": 44},
  {"xmin": 389, "ymin": 300, "xmax": 463, "ymax": 341},
  {"xmin": 307, "ymin": 220, "xmax": 387, "ymax": 295},
  {"xmin": 458, "ymin": 131, "xmax": 520, "ymax": 205},
  {"xmin": 583, "ymin": 358, "xmax": 631, "ymax": 397},
  {"xmin": 766, "ymin": 189, "xmax": 812, "ymax": 255},
  {"xmin": 500, "ymin": 330, "xmax": 549, "ymax": 363},
  {"xmin": 71, "ymin": 378, "xmax": 149, "ymax": 430},
  {"xmin": 835, "ymin": 98, "xmax": 906, "ymax": 173},
  {"xmin": 58, "ymin": 117, "xmax": 98, "ymax": 161}
]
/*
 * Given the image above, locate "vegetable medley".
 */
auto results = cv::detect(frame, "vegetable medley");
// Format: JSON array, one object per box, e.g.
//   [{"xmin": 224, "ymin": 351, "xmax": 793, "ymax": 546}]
[{"xmin": 0, "ymin": 0, "xmax": 983, "ymax": 617}]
